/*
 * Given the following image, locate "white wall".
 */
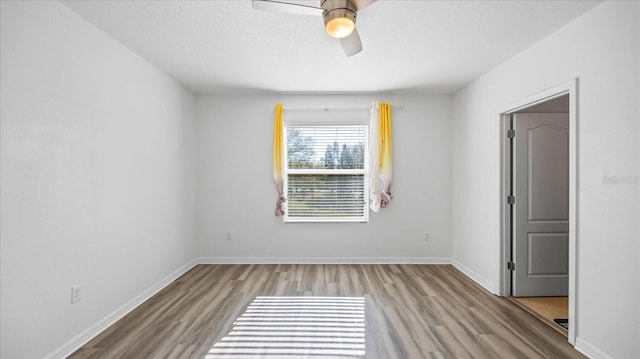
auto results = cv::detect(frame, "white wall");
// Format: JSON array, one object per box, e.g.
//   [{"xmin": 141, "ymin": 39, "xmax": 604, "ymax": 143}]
[
  {"xmin": 4, "ymin": 1, "xmax": 636, "ymax": 358},
  {"xmin": 0, "ymin": 2, "xmax": 197, "ymax": 358},
  {"xmin": 451, "ymin": 1, "xmax": 639, "ymax": 358},
  {"xmin": 197, "ymin": 93, "xmax": 451, "ymax": 261}
]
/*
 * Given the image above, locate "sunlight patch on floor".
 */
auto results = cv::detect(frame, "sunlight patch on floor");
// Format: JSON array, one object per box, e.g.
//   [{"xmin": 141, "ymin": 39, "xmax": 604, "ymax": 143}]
[{"xmin": 205, "ymin": 296, "xmax": 366, "ymax": 358}]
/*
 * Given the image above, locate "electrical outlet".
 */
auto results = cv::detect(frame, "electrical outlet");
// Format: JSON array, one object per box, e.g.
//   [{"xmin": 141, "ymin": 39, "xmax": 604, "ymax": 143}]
[
  {"xmin": 226, "ymin": 233, "xmax": 232, "ymax": 241},
  {"xmin": 71, "ymin": 284, "xmax": 82, "ymax": 304},
  {"xmin": 424, "ymin": 233, "xmax": 431, "ymax": 242}
]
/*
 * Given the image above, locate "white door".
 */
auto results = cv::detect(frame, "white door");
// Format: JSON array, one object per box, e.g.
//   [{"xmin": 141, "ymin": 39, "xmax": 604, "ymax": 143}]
[{"xmin": 512, "ymin": 113, "xmax": 569, "ymax": 297}]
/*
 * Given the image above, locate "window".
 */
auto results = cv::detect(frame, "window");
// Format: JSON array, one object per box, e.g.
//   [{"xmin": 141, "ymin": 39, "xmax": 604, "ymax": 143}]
[{"xmin": 284, "ymin": 125, "xmax": 369, "ymax": 222}]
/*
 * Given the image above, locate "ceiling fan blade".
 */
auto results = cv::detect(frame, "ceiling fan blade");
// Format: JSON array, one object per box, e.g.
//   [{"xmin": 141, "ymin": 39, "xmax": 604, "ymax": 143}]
[
  {"xmin": 252, "ymin": 0, "xmax": 324, "ymax": 16},
  {"xmin": 352, "ymin": 0, "xmax": 377, "ymax": 11},
  {"xmin": 340, "ymin": 27, "xmax": 363, "ymax": 57}
]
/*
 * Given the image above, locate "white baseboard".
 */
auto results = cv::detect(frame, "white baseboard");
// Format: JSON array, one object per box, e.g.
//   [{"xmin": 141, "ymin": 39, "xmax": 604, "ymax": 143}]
[
  {"xmin": 198, "ymin": 257, "xmax": 452, "ymax": 265},
  {"xmin": 574, "ymin": 337, "xmax": 614, "ymax": 359},
  {"xmin": 451, "ymin": 258, "xmax": 496, "ymax": 294},
  {"xmin": 44, "ymin": 259, "xmax": 198, "ymax": 359}
]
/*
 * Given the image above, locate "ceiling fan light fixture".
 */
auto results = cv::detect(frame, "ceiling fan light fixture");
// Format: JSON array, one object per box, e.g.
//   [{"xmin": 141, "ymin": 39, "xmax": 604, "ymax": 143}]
[
  {"xmin": 325, "ymin": 16, "xmax": 355, "ymax": 38},
  {"xmin": 322, "ymin": 1, "xmax": 357, "ymax": 39}
]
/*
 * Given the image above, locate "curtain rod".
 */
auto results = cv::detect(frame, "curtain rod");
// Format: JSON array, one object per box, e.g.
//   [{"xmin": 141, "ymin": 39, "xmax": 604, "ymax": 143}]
[{"xmin": 284, "ymin": 105, "xmax": 405, "ymax": 111}]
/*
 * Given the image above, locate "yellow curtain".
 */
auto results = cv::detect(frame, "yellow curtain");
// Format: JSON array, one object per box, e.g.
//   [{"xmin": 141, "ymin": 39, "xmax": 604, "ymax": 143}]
[
  {"xmin": 273, "ymin": 103, "xmax": 286, "ymax": 216},
  {"xmin": 379, "ymin": 103, "xmax": 393, "ymax": 176},
  {"xmin": 378, "ymin": 102, "xmax": 393, "ymax": 208}
]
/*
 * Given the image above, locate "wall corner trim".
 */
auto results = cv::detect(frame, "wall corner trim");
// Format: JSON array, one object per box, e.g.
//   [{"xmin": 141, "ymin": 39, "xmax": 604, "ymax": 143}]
[
  {"xmin": 197, "ymin": 257, "xmax": 452, "ymax": 265},
  {"xmin": 44, "ymin": 259, "xmax": 198, "ymax": 359},
  {"xmin": 574, "ymin": 337, "xmax": 614, "ymax": 359},
  {"xmin": 451, "ymin": 258, "xmax": 497, "ymax": 294}
]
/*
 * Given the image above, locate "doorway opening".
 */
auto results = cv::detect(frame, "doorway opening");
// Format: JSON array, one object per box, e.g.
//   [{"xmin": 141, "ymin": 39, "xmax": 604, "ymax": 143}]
[{"xmin": 499, "ymin": 79, "xmax": 578, "ymax": 345}]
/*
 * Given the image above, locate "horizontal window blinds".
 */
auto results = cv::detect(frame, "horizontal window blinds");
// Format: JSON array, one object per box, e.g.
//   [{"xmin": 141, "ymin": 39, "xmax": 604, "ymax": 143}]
[
  {"xmin": 285, "ymin": 126, "xmax": 368, "ymax": 222},
  {"xmin": 287, "ymin": 175, "xmax": 365, "ymax": 218}
]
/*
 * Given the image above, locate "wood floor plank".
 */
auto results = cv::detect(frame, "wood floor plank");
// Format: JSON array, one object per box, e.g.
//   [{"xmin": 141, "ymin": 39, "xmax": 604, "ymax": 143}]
[{"xmin": 69, "ymin": 265, "xmax": 585, "ymax": 359}]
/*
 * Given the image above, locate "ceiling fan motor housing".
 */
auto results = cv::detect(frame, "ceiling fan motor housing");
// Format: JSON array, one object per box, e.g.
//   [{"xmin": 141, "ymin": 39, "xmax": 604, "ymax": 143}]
[{"xmin": 321, "ymin": 0, "xmax": 358, "ymax": 34}]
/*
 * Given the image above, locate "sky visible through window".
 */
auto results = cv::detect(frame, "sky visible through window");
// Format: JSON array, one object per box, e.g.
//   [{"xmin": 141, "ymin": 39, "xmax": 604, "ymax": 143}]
[{"xmin": 287, "ymin": 126, "xmax": 366, "ymax": 169}]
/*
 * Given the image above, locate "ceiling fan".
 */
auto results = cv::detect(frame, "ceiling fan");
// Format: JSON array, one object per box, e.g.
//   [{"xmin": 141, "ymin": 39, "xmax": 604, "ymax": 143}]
[{"xmin": 252, "ymin": 0, "xmax": 377, "ymax": 57}]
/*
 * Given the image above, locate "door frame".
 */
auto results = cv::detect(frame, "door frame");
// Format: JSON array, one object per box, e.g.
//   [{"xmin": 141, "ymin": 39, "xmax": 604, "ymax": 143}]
[{"xmin": 498, "ymin": 78, "xmax": 578, "ymax": 345}]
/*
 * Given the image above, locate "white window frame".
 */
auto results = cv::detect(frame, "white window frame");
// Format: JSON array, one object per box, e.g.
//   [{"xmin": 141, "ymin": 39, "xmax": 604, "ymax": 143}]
[{"xmin": 283, "ymin": 124, "xmax": 369, "ymax": 223}]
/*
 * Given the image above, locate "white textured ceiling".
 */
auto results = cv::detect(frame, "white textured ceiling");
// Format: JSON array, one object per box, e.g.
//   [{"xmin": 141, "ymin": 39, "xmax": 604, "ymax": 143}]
[{"xmin": 62, "ymin": 0, "xmax": 601, "ymax": 94}]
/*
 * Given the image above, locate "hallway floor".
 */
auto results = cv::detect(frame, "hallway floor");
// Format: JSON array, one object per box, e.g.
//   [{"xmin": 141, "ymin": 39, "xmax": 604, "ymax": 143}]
[{"xmin": 512, "ymin": 296, "xmax": 568, "ymax": 333}]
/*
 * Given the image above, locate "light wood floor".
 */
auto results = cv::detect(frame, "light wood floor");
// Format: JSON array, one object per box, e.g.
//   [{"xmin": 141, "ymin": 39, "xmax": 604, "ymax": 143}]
[
  {"xmin": 70, "ymin": 264, "xmax": 585, "ymax": 358},
  {"xmin": 512, "ymin": 297, "xmax": 569, "ymax": 333}
]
